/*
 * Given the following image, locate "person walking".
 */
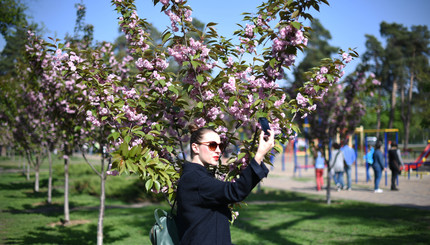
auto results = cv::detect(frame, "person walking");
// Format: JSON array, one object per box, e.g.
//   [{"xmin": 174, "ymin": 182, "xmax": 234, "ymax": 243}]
[
  {"xmin": 388, "ymin": 142, "xmax": 404, "ymax": 191},
  {"xmin": 313, "ymin": 146, "xmax": 325, "ymax": 191},
  {"xmin": 363, "ymin": 146, "xmax": 374, "ymax": 181},
  {"xmin": 329, "ymin": 143, "xmax": 345, "ymax": 191},
  {"xmin": 176, "ymin": 124, "xmax": 275, "ymax": 244},
  {"xmin": 372, "ymin": 141, "xmax": 386, "ymax": 193},
  {"xmin": 341, "ymin": 139, "xmax": 356, "ymax": 191}
]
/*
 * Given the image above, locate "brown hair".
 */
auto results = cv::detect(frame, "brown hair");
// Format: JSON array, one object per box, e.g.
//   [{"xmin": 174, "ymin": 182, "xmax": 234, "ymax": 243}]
[{"xmin": 189, "ymin": 123, "xmax": 216, "ymax": 158}]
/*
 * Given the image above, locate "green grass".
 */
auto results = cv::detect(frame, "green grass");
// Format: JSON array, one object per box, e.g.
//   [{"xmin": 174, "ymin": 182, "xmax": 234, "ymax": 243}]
[{"xmin": 1, "ymin": 156, "xmax": 430, "ymax": 244}]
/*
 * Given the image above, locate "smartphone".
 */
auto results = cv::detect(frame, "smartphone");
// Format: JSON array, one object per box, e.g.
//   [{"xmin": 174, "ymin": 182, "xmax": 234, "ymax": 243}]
[{"xmin": 258, "ymin": 117, "xmax": 271, "ymax": 136}]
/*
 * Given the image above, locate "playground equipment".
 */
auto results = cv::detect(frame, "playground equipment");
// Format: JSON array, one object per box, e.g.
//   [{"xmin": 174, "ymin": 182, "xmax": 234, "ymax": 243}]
[{"xmin": 403, "ymin": 140, "xmax": 430, "ymax": 179}]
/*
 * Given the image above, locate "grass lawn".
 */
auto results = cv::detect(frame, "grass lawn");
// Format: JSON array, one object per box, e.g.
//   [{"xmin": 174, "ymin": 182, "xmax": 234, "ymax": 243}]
[{"xmin": 1, "ymin": 156, "xmax": 430, "ymax": 244}]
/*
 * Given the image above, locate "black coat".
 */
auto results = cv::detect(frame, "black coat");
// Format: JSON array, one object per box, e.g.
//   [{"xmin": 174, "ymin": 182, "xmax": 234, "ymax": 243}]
[
  {"xmin": 388, "ymin": 149, "xmax": 402, "ymax": 173},
  {"xmin": 176, "ymin": 158, "xmax": 269, "ymax": 245}
]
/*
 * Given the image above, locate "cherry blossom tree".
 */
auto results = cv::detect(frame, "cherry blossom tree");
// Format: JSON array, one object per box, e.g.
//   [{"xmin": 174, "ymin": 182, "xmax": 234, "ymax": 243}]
[{"xmin": 86, "ymin": 0, "xmax": 356, "ymax": 205}]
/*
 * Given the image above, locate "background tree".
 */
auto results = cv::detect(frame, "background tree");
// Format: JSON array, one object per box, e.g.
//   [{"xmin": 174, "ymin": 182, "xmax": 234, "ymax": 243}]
[
  {"xmin": 0, "ymin": 0, "xmax": 29, "ymax": 75},
  {"xmin": 361, "ymin": 34, "xmax": 385, "ymax": 137},
  {"xmin": 361, "ymin": 22, "xmax": 430, "ymax": 147}
]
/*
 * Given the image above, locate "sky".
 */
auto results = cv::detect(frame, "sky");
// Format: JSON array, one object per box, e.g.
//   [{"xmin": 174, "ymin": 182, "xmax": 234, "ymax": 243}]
[{"xmin": 2, "ymin": 0, "xmax": 430, "ymax": 77}]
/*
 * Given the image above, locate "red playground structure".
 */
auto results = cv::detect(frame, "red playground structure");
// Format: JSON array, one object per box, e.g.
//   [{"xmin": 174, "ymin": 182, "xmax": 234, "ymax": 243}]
[{"xmin": 404, "ymin": 140, "xmax": 430, "ymax": 171}]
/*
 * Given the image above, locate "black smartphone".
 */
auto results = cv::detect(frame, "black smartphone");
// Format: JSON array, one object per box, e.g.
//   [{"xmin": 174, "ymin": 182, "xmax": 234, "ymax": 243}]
[{"xmin": 258, "ymin": 117, "xmax": 271, "ymax": 136}]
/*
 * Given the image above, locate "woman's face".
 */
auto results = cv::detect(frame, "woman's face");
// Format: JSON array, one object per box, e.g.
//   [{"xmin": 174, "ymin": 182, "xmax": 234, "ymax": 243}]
[{"xmin": 192, "ymin": 131, "xmax": 222, "ymax": 166}]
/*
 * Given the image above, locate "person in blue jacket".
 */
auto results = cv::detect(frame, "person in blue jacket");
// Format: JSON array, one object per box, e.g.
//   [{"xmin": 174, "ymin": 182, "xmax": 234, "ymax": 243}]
[
  {"xmin": 341, "ymin": 139, "xmax": 356, "ymax": 191},
  {"xmin": 372, "ymin": 141, "xmax": 386, "ymax": 193},
  {"xmin": 363, "ymin": 146, "xmax": 374, "ymax": 181},
  {"xmin": 177, "ymin": 124, "xmax": 275, "ymax": 245}
]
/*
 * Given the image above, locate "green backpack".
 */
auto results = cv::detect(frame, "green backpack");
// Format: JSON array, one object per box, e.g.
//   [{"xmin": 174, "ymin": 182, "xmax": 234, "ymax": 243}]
[{"xmin": 149, "ymin": 207, "xmax": 179, "ymax": 245}]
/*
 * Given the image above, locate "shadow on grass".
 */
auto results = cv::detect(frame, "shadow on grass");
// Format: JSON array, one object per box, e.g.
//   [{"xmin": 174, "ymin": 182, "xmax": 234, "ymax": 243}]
[
  {"xmin": 0, "ymin": 180, "xmax": 34, "ymax": 191},
  {"xmin": 232, "ymin": 189, "xmax": 430, "ymax": 245},
  {"xmin": 6, "ymin": 223, "xmax": 129, "ymax": 245},
  {"xmin": 5, "ymin": 200, "xmax": 86, "ymax": 217},
  {"xmin": 4, "ymin": 202, "xmax": 165, "ymax": 244}
]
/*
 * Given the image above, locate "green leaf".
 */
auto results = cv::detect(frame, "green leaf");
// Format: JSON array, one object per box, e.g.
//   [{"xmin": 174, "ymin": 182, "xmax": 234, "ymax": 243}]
[
  {"xmin": 237, "ymin": 152, "xmax": 246, "ymax": 159},
  {"xmin": 196, "ymin": 75, "xmax": 204, "ymax": 84},
  {"xmin": 162, "ymin": 32, "xmax": 172, "ymax": 43},
  {"xmin": 269, "ymin": 58, "xmax": 277, "ymax": 68},
  {"xmin": 274, "ymin": 144, "xmax": 283, "ymax": 153},
  {"xmin": 120, "ymin": 142, "xmax": 129, "ymax": 157},
  {"xmin": 145, "ymin": 179, "xmax": 153, "ymax": 191},
  {"xmin": 191, "ymin": 60, "xmax": 200, "ymax": 68},
  {"xmin": 111, "ymin": 132, "xmax": 120, "ymax": 140},
  {"xmin": 206, "ymin": 22, "xmax": 218, "ymax": 27},
  {"xmin": 168, "ymin": 86, "xmax": 179, "ymax": 94},
  {"xmin": 256, "ymin": 111, "xmax": 268, "ymax": 118},
  {"xmin": 291, "ymin": 21, "xmax": 301, "ymax": 30},
  {"xmin": 124, "ymin": 135, "xmax": 132, "ymax": 144},
  {"xmin": 154, "ymin": 180, "xmax": 161, "ymax": 192},
  {"xmin": 129, "ymin": 145, "xmax": 141, "ymax": 157},
  {"xmin": 228, "ymin": 96, "xmax": 236, "ymax": 107}
]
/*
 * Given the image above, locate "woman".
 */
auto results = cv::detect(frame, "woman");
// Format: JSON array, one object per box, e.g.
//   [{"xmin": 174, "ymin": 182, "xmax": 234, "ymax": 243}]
[
  {"xmin": 176, "ymin": 124, "xmax": 275, "ymax": 244},
  {"xmin": 372, "ymin": 141, "xmax": 386, "ymax": 193},
  {"xmin": 388, "ymin": 142, "xmax": 403, "ymax": 191},
  {"xmin": 313, "ymin": 146, "xmax": 325, "ymax": 191},
  {"xmin": 329, "ymin": 143, "xmax": 345, "ymax": 191}
]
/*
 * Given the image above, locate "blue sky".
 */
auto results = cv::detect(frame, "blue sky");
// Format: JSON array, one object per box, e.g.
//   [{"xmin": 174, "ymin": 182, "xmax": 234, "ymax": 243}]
[{"xmin": 3, "ymin": 0, "xmax": 430, "ymax": 76}]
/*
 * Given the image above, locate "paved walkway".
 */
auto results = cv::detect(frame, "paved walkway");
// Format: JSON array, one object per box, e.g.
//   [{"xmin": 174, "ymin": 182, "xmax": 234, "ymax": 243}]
[{"xmin": 262, "ymin": 154, "xmax": 430, "ymax": 210}]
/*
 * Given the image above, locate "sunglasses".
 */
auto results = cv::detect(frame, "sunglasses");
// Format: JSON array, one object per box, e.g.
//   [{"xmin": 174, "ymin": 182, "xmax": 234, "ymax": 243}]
[{"xmin": 197, "ymin": 141, "xmax": 225, "ymax": 151}]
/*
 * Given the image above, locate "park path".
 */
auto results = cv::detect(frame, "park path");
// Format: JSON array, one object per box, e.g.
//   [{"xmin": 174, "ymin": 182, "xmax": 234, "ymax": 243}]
[{"xmin": 262, "ymin": 154, "xmax": 430, "ymax": 210}]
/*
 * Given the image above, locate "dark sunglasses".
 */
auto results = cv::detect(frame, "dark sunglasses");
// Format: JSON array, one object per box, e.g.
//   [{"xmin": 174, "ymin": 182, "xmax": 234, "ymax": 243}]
[{"xmin": 197, "ymin": 141, "xmax": 225, "ymax": 151}]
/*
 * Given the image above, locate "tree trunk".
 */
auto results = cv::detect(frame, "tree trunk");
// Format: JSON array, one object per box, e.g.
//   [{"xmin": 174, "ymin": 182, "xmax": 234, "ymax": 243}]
[
  {"xmin": 24, "ymin": 151, "xmax": 32, "ymax": 180},
  {"xmin": 326, "ymin": 167, "xmax": 331, "ymax": 205},
  {"xmin": 22, "ymin": 154, "xmax": 25, "ymax": 175},
  {"xmin": 64, "ymin": 148, "xmax": 70, "ymax": 224},
  {"xmin": 403, "ymin": 72, "xmax": 414, "ymax": 151},
  {"xmin": 26, "ymin": 163, "xmax": 30, "ymax": 180},
  {"xmin": 388, "ymin": 78, "xmax": 398, "ymax": 129},
  {"xmin": 376, "ymin": 88, "xmax": 382, "ymax": 139},
  {"xmin": 47, "ymin": 150, "xmax": 53, "ymax": 204},
  {"xmin": 34, "ymin": 154, "xmax": 40, "ymax": 192},
  {"xmin": 97, "ymin": 155, "xmax": 107, "ymax": 245}
]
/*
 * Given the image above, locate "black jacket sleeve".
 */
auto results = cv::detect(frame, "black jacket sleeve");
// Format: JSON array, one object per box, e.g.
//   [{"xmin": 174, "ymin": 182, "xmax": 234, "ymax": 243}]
[{"xmin": 198, "ymin": 158, "xmax": 269, "ymax": 206}]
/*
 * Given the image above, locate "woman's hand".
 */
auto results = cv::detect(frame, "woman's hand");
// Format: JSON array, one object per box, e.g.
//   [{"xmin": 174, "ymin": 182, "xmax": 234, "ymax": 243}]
[{"xmin": 254, "ymin": 130, "xmax": 275, "ymax": 164}]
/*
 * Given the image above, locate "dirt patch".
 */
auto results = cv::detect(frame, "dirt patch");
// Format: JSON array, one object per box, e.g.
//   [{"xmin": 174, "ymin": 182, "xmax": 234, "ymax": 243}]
[{"xmin": 48, "ymin": 219, "xmax": 91, "ymax": 227}]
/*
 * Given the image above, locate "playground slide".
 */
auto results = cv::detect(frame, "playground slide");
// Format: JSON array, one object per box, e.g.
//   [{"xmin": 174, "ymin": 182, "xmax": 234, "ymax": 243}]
[{"xmin": 404, "ymin": 143, "xmax": 430, "ymax": 171}]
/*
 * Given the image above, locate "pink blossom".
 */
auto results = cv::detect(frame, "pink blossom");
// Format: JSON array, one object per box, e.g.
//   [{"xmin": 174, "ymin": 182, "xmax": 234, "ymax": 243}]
[
  {"xmin": 203, "ymin": 90, "xmax": 215, "ymax": 100},
  {"xmin": 296, "ymin": 92, "xmax": 308, "ymax": 107},
  {"xmin": 223, "ymin": 77, "xmax": 236, "ymax": 92},
  {"xmin": 308, "ymin": 104, "xmax": 317, "ymax": 111},
  {"xmin": 342, "ymin": 53, "xmax": 352, "ymax": 63},
  {"xmin": 194, "ymin": 117, "xmax": 206, "ymax": 128},
  {"xmin": 245, "ymin": 24, "xmax": 255, "ymax": 37},
  {"xmin": 274, "ymin": 94, "xmax": 286, "ymax": 108},
  {"xmin": 207, "ymin": 107, "xmax": 221, "ymax": 120},
  {"xmin": 372, "ymin": 79, "xmax": 381, "ymax": 85},
  {"xmin": 320, "ymin": 66, "xmax": 328, "ymax": 74},
  {"xmin": 106, "ymin": 170, "xmax": 119, "ymax": 176}
]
